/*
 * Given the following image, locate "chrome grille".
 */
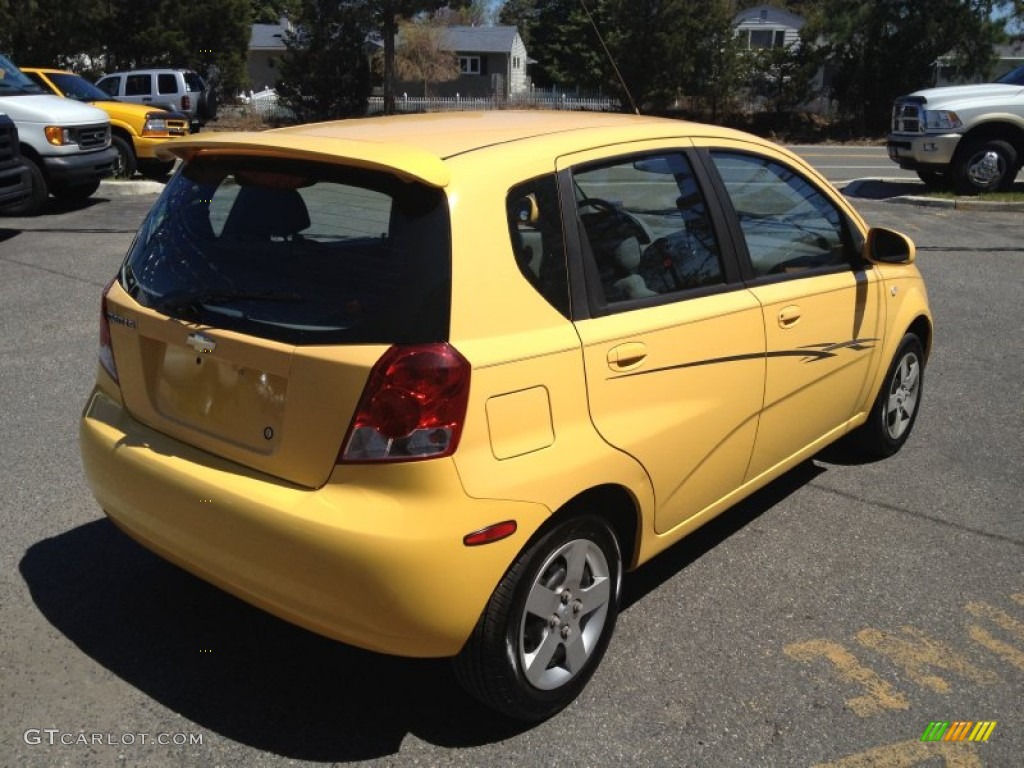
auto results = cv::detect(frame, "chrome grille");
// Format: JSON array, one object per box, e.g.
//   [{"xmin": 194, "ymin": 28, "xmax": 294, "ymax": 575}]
[
  {"xmin": 892, "ymin": 102, "xmax": 923, "ymax": 134},
  {"xmin": 75, "ymin": 124, "xmax": 110, "ymax": 149}
]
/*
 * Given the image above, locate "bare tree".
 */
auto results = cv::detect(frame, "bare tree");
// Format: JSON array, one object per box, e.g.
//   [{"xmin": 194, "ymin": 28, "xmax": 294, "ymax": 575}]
[{"xmin": 395, "ymin": 19, "xmax": 459, "ymax": 97}]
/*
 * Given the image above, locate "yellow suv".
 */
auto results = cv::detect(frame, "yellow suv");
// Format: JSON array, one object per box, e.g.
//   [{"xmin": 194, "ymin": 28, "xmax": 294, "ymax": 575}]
[
  {"xmin": 80, "ymin": 112, "xmax": 932, "ymax": 721},
  {"xmin": 22, "ymin": 68, "xmax": 189, "ymax": 179}
]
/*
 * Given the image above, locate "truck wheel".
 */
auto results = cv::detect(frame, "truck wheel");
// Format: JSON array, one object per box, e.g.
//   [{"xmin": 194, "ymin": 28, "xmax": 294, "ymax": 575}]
[
  {"xmin": 0, "ymin": 158, "xmax": 48, "ymax": 216},
  {"xmin": 953, "ymin": 138, "xmax": 1018, "ymax": 195},
  {"xmin": 110, "ymin": 135, "xmax": 136, "ymax": 180},
  {"xmin": 454, "ymin": 515, "xmax": 621, "ymax": 721},
  {"xmin": 51, "ymin": 180, "xmax": 101, "ymax": 202}
]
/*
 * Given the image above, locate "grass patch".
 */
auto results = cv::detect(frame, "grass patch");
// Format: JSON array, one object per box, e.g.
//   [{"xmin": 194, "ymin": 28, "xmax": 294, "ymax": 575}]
[{"xmin": 926, "ymin": 188, "xmax": 1024, "ymax": 201}]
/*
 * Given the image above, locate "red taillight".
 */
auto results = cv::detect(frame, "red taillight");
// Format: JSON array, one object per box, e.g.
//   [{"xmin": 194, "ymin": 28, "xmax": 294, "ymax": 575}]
[
  {"xmin": 98, "ymin": 278, "xmax": 118, "ymax": 382},
  {"xmin": 181, "ymin": 95, "xmax": 191, "ymax": 112},
  {"xmin": 340, "ymin": 343, "xmax": 471, "ymax": 463}
]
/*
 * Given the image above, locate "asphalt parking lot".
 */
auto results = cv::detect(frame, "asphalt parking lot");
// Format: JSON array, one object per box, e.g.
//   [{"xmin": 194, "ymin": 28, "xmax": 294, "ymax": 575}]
[{"xmin": 1, "ymin": 186, "xmax": 1021, "ymax": 767}]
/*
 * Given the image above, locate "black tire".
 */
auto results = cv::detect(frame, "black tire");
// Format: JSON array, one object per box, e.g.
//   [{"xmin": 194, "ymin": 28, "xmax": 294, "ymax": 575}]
[
  {"xmin": 138, "ymin": 159, "xmax": 176, "ymax": 180},
  {"xmin": 110, "ymin": 134, "xmax": 136, "ymax": 180},
  {"xmin": 915, "ymin": 169, "xmax": 951, "ymax": 189},
  {"xmin": 0, "ymin": 158, "xmax": 48, "ymax": 216},
  {"xmin": 454, "ymin": 515, "xmax": 621, "ymax": 721},
  {"xmin": 952, "ymin": 138, "xmax": 1018, "ymax": 195},
  {"xmin": 851, "ymin": 333, "xmax": 925, "ymax": 458},
  {"xmin": 198, "ymin": 89, "xmax": 219, "ymax": 122},
  {"xmin": 50, "ymin": 179, "xmax": 101, "ymax": 202}
]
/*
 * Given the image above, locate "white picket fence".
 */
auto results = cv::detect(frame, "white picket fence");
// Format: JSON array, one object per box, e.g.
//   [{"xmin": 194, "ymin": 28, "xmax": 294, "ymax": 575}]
[
  {"xmin": 236, "ymin": 88, "xmax": 619, "ymax": 120},
  {"xmin": 367, "ymin": 93, "xmax": 619, "ymax": 113}
]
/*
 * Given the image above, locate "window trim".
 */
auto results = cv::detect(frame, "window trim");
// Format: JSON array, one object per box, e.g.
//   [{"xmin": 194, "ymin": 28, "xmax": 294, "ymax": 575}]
[
  {"xmin": 558, "ymin": 148, "xmax": 747, "ymax": 320},
  {"xmin": 459, "ymin": 55, "xmax": 481, "ymax": 75},
  {"xmin": 696, "ymin": 147, "xmax": 868, "ymax": 287}
]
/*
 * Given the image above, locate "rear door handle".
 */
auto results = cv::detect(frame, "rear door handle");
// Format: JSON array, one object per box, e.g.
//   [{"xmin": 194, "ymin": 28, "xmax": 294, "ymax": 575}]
[
  {"xmin": 778, "ymin": 305, "xmax": 802, "ymax": 328},
  {"xmin": 607, "ymin": 342, "xmax": 648, "ymax": 370}
]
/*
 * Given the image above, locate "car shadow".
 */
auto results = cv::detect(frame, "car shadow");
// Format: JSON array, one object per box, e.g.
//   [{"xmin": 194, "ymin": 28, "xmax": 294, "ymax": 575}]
[
  {"xmin": 0, "ymin": 227, "xmax": 18, "ymax": 243},
  {"xmin": 21, "ymin": 458, "xmax": 831, "ymax": 758},
  {"xmin": 45, "ymin": 196, "xmax": 109, "ymax": 215},
  {"xmin": 19, "ymin": 520, "xmax": 530, "ymax": 760},
  {"xmin": 620, "ymin": 459, "xmax": 827, "ymax": 610},
  {"xmin": 841, "ymin": 179, "xmax": 929, "ymax": 200},
  {"xmin": 842, "ymin": 177, "xmax": 1024, "ymax": 200}
]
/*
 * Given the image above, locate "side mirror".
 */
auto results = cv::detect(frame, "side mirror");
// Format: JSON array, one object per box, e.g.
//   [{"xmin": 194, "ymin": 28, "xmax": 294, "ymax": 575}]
[{"xmin": 865, "ymin": 227, "xmax": 916, "ymax": 265}]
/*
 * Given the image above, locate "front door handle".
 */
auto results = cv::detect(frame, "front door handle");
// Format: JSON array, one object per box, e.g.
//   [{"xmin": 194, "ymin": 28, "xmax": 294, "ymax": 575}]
[
  {"xmin": 778, "ymin": 305, "xmax": 802, "ymax": 328},
  {"xmin": 607, "ymin": 342, "xmax": 647, "ymax": 370}
]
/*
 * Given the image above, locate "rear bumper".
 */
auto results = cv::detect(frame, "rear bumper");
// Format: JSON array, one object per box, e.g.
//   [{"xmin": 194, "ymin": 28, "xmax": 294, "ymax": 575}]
[
  {"xmin": 886, "ymin": 133, "xmax": 961, "ymax": 169},
  {"xmin": 42, "ymin": 147, "xmax": 117, "ymax": 184},
  {"xmin": 80, "ymin": 385, "xmax": 550, "ymax": 657}
]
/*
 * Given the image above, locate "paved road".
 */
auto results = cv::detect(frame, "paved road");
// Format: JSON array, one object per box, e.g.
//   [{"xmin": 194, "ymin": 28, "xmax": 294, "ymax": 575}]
[
  {"xmin": 1, "ymin": 191, "xmax": 1021, "ymax": 767},
  {"xmin": 789, "ymin": 145, "xmax": 918, "ymax": 183}
]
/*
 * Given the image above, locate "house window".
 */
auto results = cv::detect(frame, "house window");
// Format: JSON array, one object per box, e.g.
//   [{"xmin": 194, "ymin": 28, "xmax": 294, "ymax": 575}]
[
  {"xmin": 459, "ymin": 56, "xmax": 481, "ymax": 75},
  {"xmin": 743, "ymin": 29, "xmax": 787, "ymax": 49}
]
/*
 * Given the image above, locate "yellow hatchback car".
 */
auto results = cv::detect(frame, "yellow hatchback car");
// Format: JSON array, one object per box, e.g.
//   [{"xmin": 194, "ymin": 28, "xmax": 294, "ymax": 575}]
[{"xmin": 80, "ymin": 112, "xmax": 932, "ymax": 720}]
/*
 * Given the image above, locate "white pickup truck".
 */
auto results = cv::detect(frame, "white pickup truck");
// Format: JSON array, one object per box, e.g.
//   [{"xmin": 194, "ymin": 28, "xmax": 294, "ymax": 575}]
[
  {"xmin": 887, "ymin": 63, "xmax": 1024, "ymax": 195},
  {"xmin": 0, "ymin": 53, "xmax": 116, "ymax": 215}
]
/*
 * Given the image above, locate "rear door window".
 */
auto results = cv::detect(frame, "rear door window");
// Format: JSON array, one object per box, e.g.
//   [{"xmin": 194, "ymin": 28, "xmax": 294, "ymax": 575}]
[
  {"xmin": 571, "ymin": 152, "xmax": 725, "ymax": 308},
  {"xmin": 122, "ymin": 156, "xmax": 451, "ymax": 345},
  {"xmin": 125, "ymin": 74, "xmax": 151, "ymax": 96},
  {"xmin": 157, "ymin": 74, "xmax": 178, "ymax": 94}
]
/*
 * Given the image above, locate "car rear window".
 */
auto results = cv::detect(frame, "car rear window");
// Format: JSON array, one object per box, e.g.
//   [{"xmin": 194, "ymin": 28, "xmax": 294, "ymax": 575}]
[
  {"xmin": 122, "ymin": 155, "xmax": 451, "ymax": 345},
  {"xmin": 183, "ymin": 72, "xmax": 205, "ymax": 92}
]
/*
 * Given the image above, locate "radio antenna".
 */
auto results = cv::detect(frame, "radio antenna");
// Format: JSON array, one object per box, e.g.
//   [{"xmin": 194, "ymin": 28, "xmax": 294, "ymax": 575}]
[{"xmin": 579, "ymin": 0, "xmax": 640, "ymax": 114}]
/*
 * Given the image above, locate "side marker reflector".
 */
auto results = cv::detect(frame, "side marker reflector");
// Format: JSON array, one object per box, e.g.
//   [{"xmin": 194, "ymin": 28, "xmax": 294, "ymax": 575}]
[{"xmin": 463, "ymin": 520, "xmax": 517, "ymax": 547}]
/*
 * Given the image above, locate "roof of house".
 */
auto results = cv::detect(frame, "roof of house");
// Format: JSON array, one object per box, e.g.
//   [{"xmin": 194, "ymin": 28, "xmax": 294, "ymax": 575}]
[
  {"xmin": 732, "ymin": 5, "xmax": 805, "ymax": 30},
  {"xmin": 249, "ymin": 22, "xmax": 521, "ymax": 55},
  {"xmin": 440, "ymin": 26, "xmax": 520, "ymax": 54},
  {"xmin": 250, "ymin": 21, "xmax": 288, "ymax": 50}
]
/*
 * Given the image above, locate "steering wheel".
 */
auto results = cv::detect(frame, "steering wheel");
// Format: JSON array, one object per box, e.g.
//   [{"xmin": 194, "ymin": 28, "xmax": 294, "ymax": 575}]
[{"xmin": 577, "ymin": 197, "xmax": 652, "ymax": 244}]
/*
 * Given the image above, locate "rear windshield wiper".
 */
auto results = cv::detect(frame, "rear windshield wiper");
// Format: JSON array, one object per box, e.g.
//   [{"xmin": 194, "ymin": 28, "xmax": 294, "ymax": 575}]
[{"xmin": 156, "ymin": 289, "xmax": 303, "ymax": 318}]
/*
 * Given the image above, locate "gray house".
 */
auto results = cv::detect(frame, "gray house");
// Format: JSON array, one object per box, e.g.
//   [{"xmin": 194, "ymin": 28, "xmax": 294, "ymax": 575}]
[
  {"xmin": 246, "ymin": 22, "xmax": 529, "ymax": 99},
  {"xmin": 247, "ymin": 18, "xmax": 290, "ymax": 92},
  {"xmin": 434, "ymin": 26, "xmax": 530, "ymax": 98}
]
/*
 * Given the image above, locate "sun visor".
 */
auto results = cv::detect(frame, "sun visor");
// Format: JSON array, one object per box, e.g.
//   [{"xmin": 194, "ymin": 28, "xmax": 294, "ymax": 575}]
[{"xmin": 156, "ymin": 131, "xmax": 451, "ymax": 188}]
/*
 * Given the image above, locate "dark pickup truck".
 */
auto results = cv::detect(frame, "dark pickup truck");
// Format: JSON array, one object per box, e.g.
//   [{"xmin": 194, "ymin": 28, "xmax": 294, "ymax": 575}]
[{"xmin": 0, "ymin": 113, "xmax": 31, "ymax": 210}]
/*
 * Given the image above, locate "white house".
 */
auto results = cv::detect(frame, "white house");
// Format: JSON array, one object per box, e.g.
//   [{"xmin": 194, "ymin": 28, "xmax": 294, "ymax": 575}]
[{"xmin": 732, "ymin": 5, "xmax": 804, "ymax": 50}]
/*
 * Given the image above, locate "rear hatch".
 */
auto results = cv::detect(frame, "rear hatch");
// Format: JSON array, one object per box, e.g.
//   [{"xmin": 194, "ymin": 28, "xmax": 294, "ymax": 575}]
[{"xmin": 105, "ymin": 153, "xmax": 451, "ymax": 487}]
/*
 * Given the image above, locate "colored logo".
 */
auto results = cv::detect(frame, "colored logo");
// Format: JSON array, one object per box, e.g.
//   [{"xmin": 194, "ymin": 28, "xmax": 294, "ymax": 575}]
[{"xmin": 921, "ymin": 721, "xmax": 997, "ymax": 742}]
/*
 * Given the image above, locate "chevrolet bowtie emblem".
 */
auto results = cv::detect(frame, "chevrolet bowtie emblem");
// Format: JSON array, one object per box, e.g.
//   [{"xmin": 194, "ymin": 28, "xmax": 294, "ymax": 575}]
[{"xmin": 186, "ymin": 332, "xmax": 217, "ymax": 354}]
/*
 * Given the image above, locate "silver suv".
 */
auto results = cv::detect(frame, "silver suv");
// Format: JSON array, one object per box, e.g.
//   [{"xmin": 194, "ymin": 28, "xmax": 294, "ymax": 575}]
[{"xmin": 95, "ymin": 69, "xmax": 217, "ymax": 132}]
